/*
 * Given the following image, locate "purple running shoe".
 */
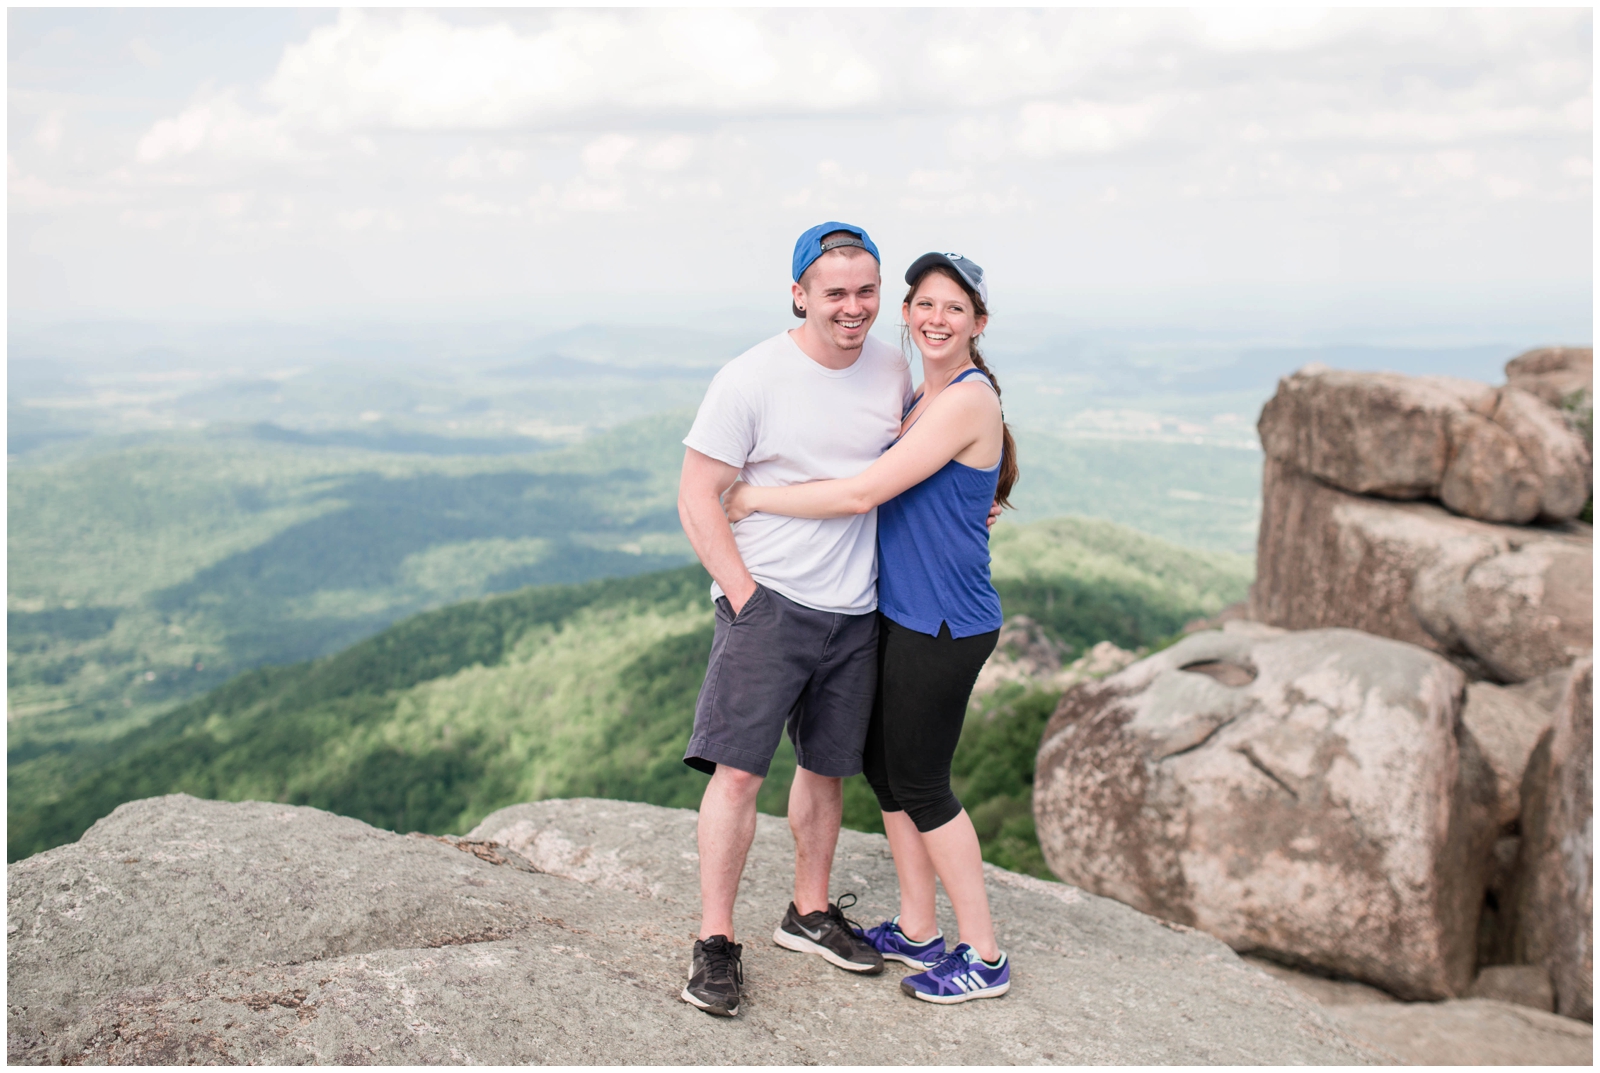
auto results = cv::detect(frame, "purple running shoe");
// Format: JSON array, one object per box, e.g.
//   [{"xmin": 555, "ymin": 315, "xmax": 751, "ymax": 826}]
[
  {"xmin": 899, "ymin": 943, "xmax": 1010, "ymax": 1004},
  {"xmin": 852, "ymin": 916, "xmax": 946, "ymax": 969}
]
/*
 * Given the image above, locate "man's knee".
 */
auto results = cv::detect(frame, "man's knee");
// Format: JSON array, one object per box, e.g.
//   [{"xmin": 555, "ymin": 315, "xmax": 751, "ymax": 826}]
[{"xmin": 708, "ymin": 764, "xmax": 763, "ymax": 801}]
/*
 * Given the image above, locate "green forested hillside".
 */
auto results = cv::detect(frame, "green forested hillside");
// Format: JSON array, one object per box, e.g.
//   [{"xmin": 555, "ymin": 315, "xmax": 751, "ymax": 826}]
[
  {"xmin": 8, "ymin": 517, "xmax": 1251, "ymax": 866},
  {"xmin": 9, "ymin": 408, "xmax": 1260, "ymax": 769},
  {"xmin": 7, "ymin": 413, "xmax": 697, "ymax": 755}
]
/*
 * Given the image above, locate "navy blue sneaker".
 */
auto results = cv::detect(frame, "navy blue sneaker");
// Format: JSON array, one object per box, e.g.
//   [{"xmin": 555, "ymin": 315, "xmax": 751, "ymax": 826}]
[
  {"xmin": 899, "ymin": 943, "xmax": 1010, "ymax": 1004},
  {"xmin": 853, "ymin": 916, "xmax": 946, "ymax": 969}
]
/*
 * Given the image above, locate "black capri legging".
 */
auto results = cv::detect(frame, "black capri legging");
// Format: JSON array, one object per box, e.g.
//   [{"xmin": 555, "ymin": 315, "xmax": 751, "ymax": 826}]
[{"xmin": 861, "ymin": 613, "xmax": 1000, "ymax": 833}]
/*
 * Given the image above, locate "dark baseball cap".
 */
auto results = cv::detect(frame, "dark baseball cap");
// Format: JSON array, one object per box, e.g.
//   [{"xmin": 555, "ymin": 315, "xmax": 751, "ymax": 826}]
[
  {"xmin": 792, "ymin": 221, "xmax": 881, "ymax": 281},
  {"xmin": 905, "ymin": 251, "xmax": 988, "ymax": 306}
]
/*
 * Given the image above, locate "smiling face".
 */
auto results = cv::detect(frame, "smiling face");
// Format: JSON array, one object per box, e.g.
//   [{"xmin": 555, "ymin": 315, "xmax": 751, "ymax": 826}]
[
  {"xmin": 903, "ymin": 269, "xmax": 987, "ymax": 365},
  {"xmin": 793, "ymin": 250, "xmax": 881, "ymax": 354}
]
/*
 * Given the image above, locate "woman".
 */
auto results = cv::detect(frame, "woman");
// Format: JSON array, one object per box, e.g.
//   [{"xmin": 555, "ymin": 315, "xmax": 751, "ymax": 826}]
[{"xmin": 722, "ymin": 251, "xmax": 1018, "ymax": 1004}]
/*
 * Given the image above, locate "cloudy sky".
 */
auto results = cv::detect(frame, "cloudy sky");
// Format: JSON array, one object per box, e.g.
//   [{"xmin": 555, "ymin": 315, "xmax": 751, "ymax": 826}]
[{"xmin": 9, "ymin": 7, "xmax": 1593, "ymax": 342}]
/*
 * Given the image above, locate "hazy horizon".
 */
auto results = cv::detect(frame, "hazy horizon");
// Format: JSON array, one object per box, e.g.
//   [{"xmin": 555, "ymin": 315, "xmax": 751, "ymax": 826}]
[{"xmin": 11, "ymin": 8, "xmax": 1592, "ymax": 338}]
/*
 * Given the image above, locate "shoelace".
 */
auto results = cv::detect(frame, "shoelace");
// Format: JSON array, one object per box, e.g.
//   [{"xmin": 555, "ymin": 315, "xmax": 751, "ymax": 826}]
[
  {"xmin": 829, "ymin": 892, "xmax": 869, "ymax": 937},
  {"xmin": 925, "ymin": 948, "xmax": 972, "ymax": 985},
  {"xmin": 860, "ymin": 919, "xmax": 900, "ymax": 946},
  {"xmin": 702, "ymin": 938, "xmax": 744, "ymax": 987}
]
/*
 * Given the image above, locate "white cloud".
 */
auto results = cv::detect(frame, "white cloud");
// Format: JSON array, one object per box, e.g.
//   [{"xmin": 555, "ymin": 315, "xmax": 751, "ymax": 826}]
[
  {"xmin": 640, "ymin": 136, "xmax": 695, "ymax": 172},
  {"xmin": 128, "ymin": 36, "xmax": 163, "ymax": 69},
  {"xmin": 9, "ymin": 8, "xmax": 1591, "ymax": 319},
  {"xmin": 34, "ymin": 111, "xmax": 66, "ymax": 153},
  {"xmin": 581, "ymin": 134, "xmax": 636, "ymax": 177},
  {"xmin": 255, "ymin": 9, "xmax": 882, "ymax": 133},
  {"xmin": 446, "ymin": 147, "xmax": 526, "ymax": 180},
  {"xmin": 135, "ymin": 90, "xmax": 300, "ymax": 164},
  {"xmin": 1013, "ymin": 99, "xmax": 1163, "ymax": 157}
]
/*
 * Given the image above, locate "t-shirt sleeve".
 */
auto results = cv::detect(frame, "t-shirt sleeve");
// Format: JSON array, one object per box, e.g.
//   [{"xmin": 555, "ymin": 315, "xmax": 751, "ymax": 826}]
[
  {"xmin": 683, "ymin": 366, "xmax": 757, "ymax": 469},
  {"xmin": 900, "ymin": 364, "xmax": 915, "ymax": 411}
]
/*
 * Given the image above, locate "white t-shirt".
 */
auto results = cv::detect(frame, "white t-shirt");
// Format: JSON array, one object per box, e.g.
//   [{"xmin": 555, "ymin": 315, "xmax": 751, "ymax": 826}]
[{"xmin": 684, "ymin": 330, "xmax": 912, "ymax": 614}]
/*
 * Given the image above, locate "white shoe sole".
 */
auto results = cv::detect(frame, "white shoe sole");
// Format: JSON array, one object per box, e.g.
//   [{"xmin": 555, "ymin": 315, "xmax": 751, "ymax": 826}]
[
  {"xmin": 903, "ymin": 979, "xmax": 1011, "ymax": 1004},
  {"xmin": 772, "ymin": 926, "xmax": 883, "ymax": 973},
  {"xmin": 680, "ymin": 986, "xmax": 738, "ymax": 1017},
  {"xmin": 883, "ymin": 950, "xmax": 943, "ymax": 969}
]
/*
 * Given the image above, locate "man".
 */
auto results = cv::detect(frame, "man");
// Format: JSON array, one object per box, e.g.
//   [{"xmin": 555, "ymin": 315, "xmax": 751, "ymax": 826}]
[{"xmin": 676, "ymin": 222, "xmax": 906, "ymax": 1017}]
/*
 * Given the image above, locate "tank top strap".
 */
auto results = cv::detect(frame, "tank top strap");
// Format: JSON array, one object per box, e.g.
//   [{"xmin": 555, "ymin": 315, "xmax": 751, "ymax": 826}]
[{"xmin": 952, "ymin": 368, "xmax": 995, "ymax": 392}]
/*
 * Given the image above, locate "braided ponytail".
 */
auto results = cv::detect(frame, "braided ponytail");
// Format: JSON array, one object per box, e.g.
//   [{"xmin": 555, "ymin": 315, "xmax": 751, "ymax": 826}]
[
  {"xmin": 902, "ymin": 265, "xmax": 1020, "ymax": 508},
  {"xmin": 966, "ymin": 336, "xmax": 1019, "ymax": 509}
]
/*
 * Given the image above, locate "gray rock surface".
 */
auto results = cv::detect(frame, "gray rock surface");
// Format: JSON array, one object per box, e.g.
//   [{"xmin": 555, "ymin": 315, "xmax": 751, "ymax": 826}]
[
  {"xmin": 1251, "ymin": 456, "xmax": 1592, "ymax": 682},
  {"xmin": 1506, "ymin": 347, "xmax": 1594, "ymax": 411},
  {"xmin": 1508, "ymin": 664, "xmax": 1577, "ymax": 714},
  {"xmin": 1508, "ymin": 658, "xmax": 1594, "ymax": 1022},
  {"xmin": 7, "ymin": 795, "xmax": 1381, "ymax": 1065},
  {"xmin": 1461, "ymin": 681, "xmax": 1556, "ymax": 828},
  {"xmin": 1032, "ymin": 623, "xmax": 1492, "ymax": 1000},
  {"xmin": 1438, "ymin": 410, "xmax": 1543, "ymax": 524},
  {"xmin": 1327, "ymin": 998, "xmax": 1592, "ymax": 1065},
  {"xmin": 1242, "ymin": 957, "xmax": 1398, "ymax": 1007},
  {"xmin": 1257, "ymin": 367, "xmax": 1494, "ymax": 500},
  {"xmin": 1257, "ymin": 366, "xmax": 1590, "ymax": 524},
  {"xmin": 1246, "ymin": 958, "xmax": 1592, "ymax": 1064},
  {"xmin": 1467, "ymin": 965, "xmax": 1556, "ymax": 1012},
  {"xmin": 1491, "ymin": 388, "xmax": 1592, "ymax": 521}
]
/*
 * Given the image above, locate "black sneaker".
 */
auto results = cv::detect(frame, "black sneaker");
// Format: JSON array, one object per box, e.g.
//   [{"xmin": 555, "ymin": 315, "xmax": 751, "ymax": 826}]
[
  {"xmin": 681, "ymin": 935, "xmax": 744, "ymax": 1017},
  {"xmin": 773, "ymin": 893, "xmax": 884, "ymax": 974}
]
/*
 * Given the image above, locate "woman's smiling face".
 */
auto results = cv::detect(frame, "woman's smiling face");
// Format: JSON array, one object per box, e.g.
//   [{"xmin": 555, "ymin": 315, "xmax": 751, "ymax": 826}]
[{"xmin": 903, "ymin": 270, "xmax": 987, "ymax": 365}]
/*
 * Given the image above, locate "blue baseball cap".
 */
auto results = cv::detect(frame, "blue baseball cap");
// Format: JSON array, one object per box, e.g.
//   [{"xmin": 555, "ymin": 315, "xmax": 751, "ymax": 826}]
[{"xmin": 792, "ymin": 221, "xmax": 881, "ymax": 281}]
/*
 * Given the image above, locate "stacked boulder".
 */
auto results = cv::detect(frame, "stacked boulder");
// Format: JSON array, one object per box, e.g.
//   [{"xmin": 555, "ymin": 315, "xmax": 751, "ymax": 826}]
[{"xmin": 1034, "ymin": 347, "xmax": 1592, "ymax": 1017}]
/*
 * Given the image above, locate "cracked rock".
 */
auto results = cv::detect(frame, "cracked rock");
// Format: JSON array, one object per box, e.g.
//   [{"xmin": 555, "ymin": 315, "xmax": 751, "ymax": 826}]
[
  {"xmin": 1033, "ymin": 623, "xmax": 1495, "ymax": 1000},
  {"xmin": 7, "ymin": 795, "xmax": 1381, "ymax": 1065}
]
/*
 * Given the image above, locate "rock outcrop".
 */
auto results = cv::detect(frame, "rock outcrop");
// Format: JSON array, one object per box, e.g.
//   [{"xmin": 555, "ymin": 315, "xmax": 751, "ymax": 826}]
[
  {"xmin": 1507, "ymin": 658, "xmax": 1594, "ymax": 1022},
  {"xmin": 1248, "ymin": 957, "xmax": 1593, "ymax": 1064},
  {"xmin": 1506, "ymin": 347, "xmax": 1594, "ymax": 412},
  {"xmin": 1257, "ymin": 366, "xmax": 1589, "ymax": 524},
  {"xmin": 1329, "ymin": 998, "xmax": 1592, "ymax": 1066},
  {"xmin": 1467, "ymin": 964, "xmax": 1557, "ymax": 1012},
  {"xmin": 1032, "ymin": 622, "xmax": 1492, "ymax": 1000},
  {"xmin": 6, "ymin": 795, "xmax": 1381, "ymax": 1065},
  {"xmin": 1250, "ymin": 457, "xmax": 1592, "ymax": 683},
  {"xmin": 971, "ymin": 615, "xmax": 1138, "ymax": 699},
  {"xmin": 1460, "ymin": 681, "xmax": 1558, "ymax": 829},
  {"xmin": 1256, "ymin": 368, "xmax": 1494, "ymax": 501}
]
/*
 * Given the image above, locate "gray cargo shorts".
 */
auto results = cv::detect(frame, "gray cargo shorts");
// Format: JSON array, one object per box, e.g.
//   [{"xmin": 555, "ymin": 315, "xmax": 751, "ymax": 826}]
[{"xmin": 684, "ymin": 583, "xmax": 878, "ymax": 779}]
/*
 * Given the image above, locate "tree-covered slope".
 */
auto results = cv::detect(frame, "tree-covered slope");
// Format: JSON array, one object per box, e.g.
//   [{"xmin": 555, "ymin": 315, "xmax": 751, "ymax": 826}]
[
  {"xmin": 7, "ymin": 412, "xmax": 697, "ymax": 754},
  {"xmin": 9, "ymin": 516, "xmax": 1252, "ymax": 867}
]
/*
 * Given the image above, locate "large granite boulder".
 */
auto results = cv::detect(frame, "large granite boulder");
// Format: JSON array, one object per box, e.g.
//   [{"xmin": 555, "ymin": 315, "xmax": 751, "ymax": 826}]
[
  {"xmin": 1032, "ymin": 623, "xmax": 1492, "ymax": 1000},
  {"xmin": 1257, "ymin": 367, "xmax": 1493, "ymax": 500},
  {"xmin": 6, "ymin": 795, "xmax": 1381, "ymax": 1065},
  {"xmin": 1492, "ymin": 388, "xmax": 1592, "ymax": 521},
  {"xmin": 1251, "ymin": 457, "xmax": 1593, "ymax": 682},
  {"xmin": 1438, "ymin": 409, "xmax": 1544, "ymax": 523},
  {"xmin": 1258, "ymin": 366, "xmax": 1590, "ymax": 524},
  {"xmin": 1507, "ymin": 347, "xmax": 1594, "ymax": 411},
  {"xmin": 1508, "ymin": 658, "xmax": 1594, "ymax": 1022}
]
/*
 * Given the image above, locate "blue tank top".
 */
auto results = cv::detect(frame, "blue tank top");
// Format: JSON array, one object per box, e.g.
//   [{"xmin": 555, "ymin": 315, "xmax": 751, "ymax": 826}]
[{"xmin": 876, "ymin": 368, "xmax": 1005, "ymax": 639}]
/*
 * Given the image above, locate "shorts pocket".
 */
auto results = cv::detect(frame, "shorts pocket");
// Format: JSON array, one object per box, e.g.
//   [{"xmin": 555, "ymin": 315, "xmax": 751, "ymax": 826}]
[{"xmin": 730, "ymin": 583, "xmax": 768, "ymax": 625}]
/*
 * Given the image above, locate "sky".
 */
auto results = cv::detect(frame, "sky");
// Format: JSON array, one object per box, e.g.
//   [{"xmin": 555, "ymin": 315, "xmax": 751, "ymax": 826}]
[{"xmin": 8, "ymin": 7, "xmax": 1594, "ymax": 345}]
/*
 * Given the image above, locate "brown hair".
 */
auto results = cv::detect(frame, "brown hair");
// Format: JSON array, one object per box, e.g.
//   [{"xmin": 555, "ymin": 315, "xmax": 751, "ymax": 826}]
[
  {"xmin": 793, "ymin": 231, "xmax": 876, "ymax": 318},
  {"xmin": 902, "ymin": 265, "xmax": 1019, "ymax": 508}
]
